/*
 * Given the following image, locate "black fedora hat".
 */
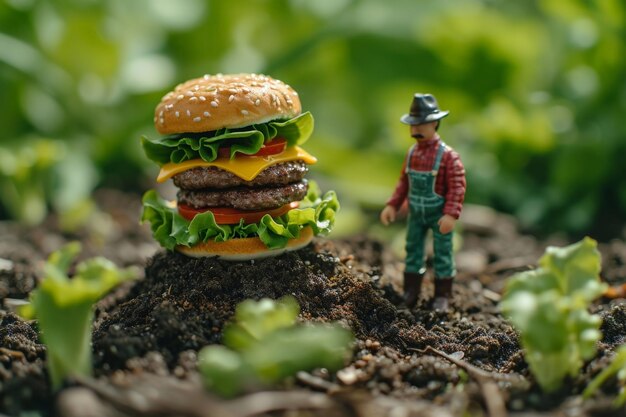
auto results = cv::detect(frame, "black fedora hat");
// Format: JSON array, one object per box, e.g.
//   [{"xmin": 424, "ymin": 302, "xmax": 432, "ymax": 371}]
[{"xmin": 400, "ymin": 93, "xmax": 449, "ymax": 125}]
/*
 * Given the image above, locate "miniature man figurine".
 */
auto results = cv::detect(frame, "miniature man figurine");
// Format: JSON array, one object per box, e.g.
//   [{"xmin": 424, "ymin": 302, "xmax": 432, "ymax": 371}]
[{"xmin": 380, "ymin": 94, "xmax": 466, "ymax": 311}]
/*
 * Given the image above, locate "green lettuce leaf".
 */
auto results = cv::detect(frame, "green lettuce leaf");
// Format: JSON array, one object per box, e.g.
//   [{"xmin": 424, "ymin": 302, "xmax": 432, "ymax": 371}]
[
  {"xmin": 141, "ymin": 112, "xmax": 314, "ymax": 165},
  {"xmin": 501, "ymin": 237, "xmax": 607, "ymax": 392},
  {"xmin": 19, "ymin": 243, "xmax": 137, "ymax": 390},
  {"xmin": 141, "ymin": 181, "xmax": 339, "ymax": 251}
]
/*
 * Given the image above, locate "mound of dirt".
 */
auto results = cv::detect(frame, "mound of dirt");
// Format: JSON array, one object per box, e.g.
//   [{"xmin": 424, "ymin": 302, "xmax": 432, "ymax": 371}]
[{"xmin": 92, "ymin": 237, "xmax": 523, "ymax": 399}]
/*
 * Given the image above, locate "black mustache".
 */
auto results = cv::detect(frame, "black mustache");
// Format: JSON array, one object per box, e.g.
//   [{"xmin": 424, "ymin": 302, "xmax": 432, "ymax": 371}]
[{"xmin": 411, "ymin": 133, "xmax": 424, "ymax": 139}]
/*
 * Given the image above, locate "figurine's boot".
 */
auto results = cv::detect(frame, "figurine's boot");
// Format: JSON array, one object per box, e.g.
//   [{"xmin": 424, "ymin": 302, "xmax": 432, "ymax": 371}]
[
  {"xmin": 432, "ymin": 277, "xmax": 454, "ymax": 312},
  {"xmin": 403, "ymin": 268, "xmax": 425, "ymax": 308}
]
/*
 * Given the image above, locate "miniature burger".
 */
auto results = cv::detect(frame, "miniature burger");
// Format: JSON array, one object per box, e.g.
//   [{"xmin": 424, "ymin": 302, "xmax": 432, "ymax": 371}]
[{"xmin": 141, "ymin": 73, "xmax": 339, "ymax": 260}]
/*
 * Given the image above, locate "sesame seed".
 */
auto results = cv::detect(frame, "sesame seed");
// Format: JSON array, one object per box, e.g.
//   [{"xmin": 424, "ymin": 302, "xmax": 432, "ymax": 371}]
[
  {"xmin": 190, "ymin": 97, "xmax": 198, "ymax": 102},
  {"xmin": 194, "ymin": 85, "xmax": 200, "ymax": 91},
  {"xmin": 193, "ymin": 117, "xmax": 201, "ymax": 122},
  {"xmin": 159, "ymin": 117, "xmax": 164, "ymax": 124},
  {"xmin": 211, "ymin": 101, "xmax": 218, "ymax": 107},
  {"xmin": 203, "ymin": 74, "xmax": 210, "ymax": 80},
  {"xmin": 186, "ymin": 110, "xmax": 191, "ymax": 117},
  {"xmin": 229, "ymin": 95, "xmax": 235, "ymax": 102},
  {"xmin": 177, "ymin": 95, "xmax": 184, "ymax": 100},
  {"xmin": 185, "ymin": 91, "xmax": 194, "ymax": 97},
  {"xmin": 199, "ymin": 96, "xmax": 206, "ymax": 102},
  {"xmin": 175, "ymin": 111, "xmax": 180, "ymax": 118},
  {"xmin": 255, "ymin": 99, "xmax": 261, "ymax": 106},
  {"xmin": 159, "ymin": 110, "xmax": 164, "ymax": 117},
  {"xmin": 165, "ymin": 104, "xmax": 173, "ymax": 110},
  {"xmin": 203, "ymin": 111, "xmax": 210, "ymax": 117},
  {"xmin": 241, "ymin": 109, "xmax": 249, "ymax": 116}
]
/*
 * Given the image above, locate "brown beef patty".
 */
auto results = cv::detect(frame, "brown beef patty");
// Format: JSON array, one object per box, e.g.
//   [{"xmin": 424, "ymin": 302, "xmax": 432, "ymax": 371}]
[
  {"xmin": 173, "ymin": 160, "xmax": 308, "ymax": 190},
  {"xmin": 177, "ymin": 181, "xmax": 308, "ymax": 211}
]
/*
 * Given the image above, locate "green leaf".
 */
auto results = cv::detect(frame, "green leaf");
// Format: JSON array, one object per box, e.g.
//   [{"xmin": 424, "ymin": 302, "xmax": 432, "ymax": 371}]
[
  {"xmin": 583, "ymin": 345, "xmax": 626, "ymax": 404},
  {"xmin": 501, "ymin": 237, "xmax": 607, "ymax": 392},
  {"xmin": 141, "ymin": 112, "xmax": 314, "ymax": 165},
  {"xmin": 141, "ymin": 181, "xmax": 339, "ymax": 251},
  {"xmin": 18, "ymin": 243, "xmax": 138, "ymax": 389},
  {"xmin": 223, "ymin": 297, "xmax": 299, "ymax": 350},
  {"xmin": 539, "ymin": 236, "xmax": 603, "ymax": 299},
  {"xmin": 198, "ymin": 345, "xmax": 253, "ymax": 398},
  {"xmin": 198, "ymin": 297, "xmax": 353, "ymax": 397},
  {"xmin": 244, "ymin": 324, "xmax": 353, "ymax": 384},
  {"xmin": 44, "ymin": 241, "xmax": 81, "ymax": 282}
]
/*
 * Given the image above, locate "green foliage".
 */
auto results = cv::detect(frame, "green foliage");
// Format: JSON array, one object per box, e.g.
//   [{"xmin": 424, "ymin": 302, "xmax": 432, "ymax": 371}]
[
  {"xmin": 142, "ymin": 112, "xmax": 314, "ymax": 165},
  {"xmin": 501, "ymin": 237, "xmax": 607, "ymax": 392},
  {"xmin": 0, "ymin": 140, "xmax": 63, "ymax": 225},
  {"xmin": 20, "ymin": 242, "xmax": 138, "ymax": 389},
  {"xmin": 583, "ymin": 345, "xmax": 626, "ymax": 406},
  {"xmin": 2, "ymin": 1, "xmax": 625, "ymax": 236},
  {"xmin": 141, "ymin": 181, "xmax": 339, "ymax": 250},
  {"xmin": 198, "ymin": 296, "xmax": 353, "ymax": 397}
]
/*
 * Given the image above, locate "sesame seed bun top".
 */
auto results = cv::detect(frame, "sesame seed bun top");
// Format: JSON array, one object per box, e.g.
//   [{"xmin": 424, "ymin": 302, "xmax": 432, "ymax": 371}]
[{"xmin": 154, "ymin": 73, "xmax": 302, "ymax": 135}]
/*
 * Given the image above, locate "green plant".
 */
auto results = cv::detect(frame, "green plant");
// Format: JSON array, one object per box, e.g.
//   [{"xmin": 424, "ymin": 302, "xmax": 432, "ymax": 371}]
[
  {"xmin": 20, "ymin": 242, "xmax": 137, "ymax": 389},
  {"xmin": 501, "ymin": 237, "xmax": 607, "ymax": 392},
  {"xmin": 198, "ymin": 296, "xmax": 353, "ymax": 397},
  {"xmin": 0, "ymin": 140, "xmax": 65, "ymax": 225},
  {"xmin": 0, "ymin": 139, "xmax": 98, "ymax": 228},
  {"xmin": 583, "ymin": 345, "xmax": 626, "ymax": 406}
]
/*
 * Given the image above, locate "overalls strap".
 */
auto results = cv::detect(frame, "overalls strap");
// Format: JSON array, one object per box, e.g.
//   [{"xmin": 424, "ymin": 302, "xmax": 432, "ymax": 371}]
[
  {"xmin": 405, "ymin": 144, "xmax": 416, "ymax": 174},
  {"xmin": 431, "ymin": 142, "xmax": 447, "ymax": 175}
]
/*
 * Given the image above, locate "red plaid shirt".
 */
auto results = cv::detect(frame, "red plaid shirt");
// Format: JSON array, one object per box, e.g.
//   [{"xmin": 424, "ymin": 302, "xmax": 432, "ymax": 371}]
[{"xmin": 386, "ymin": 136, "xmax": 466, "ymax": 219}]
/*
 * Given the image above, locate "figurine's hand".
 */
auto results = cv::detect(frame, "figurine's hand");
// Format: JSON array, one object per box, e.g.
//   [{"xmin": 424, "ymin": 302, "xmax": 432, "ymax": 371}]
[
  {"xmin": 437, "ymin": 214, "xmax": 456, "ymax": 234},
  {"xmin": 380, "ymin": 205, "xmax": 397, "ymax": 226}
]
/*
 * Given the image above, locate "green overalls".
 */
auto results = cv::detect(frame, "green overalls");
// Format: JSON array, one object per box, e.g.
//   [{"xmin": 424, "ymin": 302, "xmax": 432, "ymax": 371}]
[{"xmin": 404, "ymin": 142, "xmax": 455, "ymax": 278}]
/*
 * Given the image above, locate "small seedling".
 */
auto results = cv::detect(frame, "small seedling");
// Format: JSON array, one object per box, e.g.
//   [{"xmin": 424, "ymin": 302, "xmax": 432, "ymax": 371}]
[
  {"xmin": 20, "ymin": 242, "xmax": 137, "ymax": 389},
  {"xmin": 501, "ymin": 237, "xmax": 607, "ymax": 392},
  {"xmin": 583, "ymin": 345, "xmax": 626, "ymax": 406},
  {"xmin": 199, "ymin": 296, "xmax": 353, "ymax": 397}
]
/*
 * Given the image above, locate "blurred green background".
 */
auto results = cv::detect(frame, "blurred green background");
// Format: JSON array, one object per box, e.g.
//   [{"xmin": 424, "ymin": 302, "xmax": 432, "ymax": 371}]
[{"xmin": 1, "ymin": 0, "xmax": 625, "ymax": 241}]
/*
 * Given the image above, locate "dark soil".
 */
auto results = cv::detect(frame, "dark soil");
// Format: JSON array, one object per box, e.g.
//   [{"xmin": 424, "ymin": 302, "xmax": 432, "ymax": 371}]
[{"xmin": 1, "ymin": 193, "xmax": 626, "ymax": 417}]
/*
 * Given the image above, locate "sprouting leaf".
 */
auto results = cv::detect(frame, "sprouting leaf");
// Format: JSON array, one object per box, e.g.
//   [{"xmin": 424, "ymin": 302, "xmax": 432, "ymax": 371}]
[
  {"xmin": 246, "ymin": 324, "xmax": 353, "ymax": 384},
  {"xmin": 501, "ymin": 237, "xmax": 606, "ymax": 392},
  {"xmin": 223, "ymin": 296, "xmax": 299, "ymax": 350},
  {"xmin": 584, "ymin": 345, "xmax": 626, "ymax": 407},
  {"xmin": 198, "ymin": 345, "xmax": 253, "ymax": 398},
  {"xmin": 198, "ymin": 297, "xmax": 353, "ymax": 397},
  {"xmin": 19, "ymin": 242, "xmax": 138, "ymax": 389}
]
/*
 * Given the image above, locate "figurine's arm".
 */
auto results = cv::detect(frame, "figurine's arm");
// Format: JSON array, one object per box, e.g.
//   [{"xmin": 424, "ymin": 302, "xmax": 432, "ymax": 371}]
[
  {"xmin": 442, "ymin": 149, "xmax": 466, "ymax": 220},
  {"xmin": 436, "ymin": 151, "xmax": 465, "ymax": 234},
  {"xmin": 380, "ymin": 158, "xmax": 409, "ymax": 225}
]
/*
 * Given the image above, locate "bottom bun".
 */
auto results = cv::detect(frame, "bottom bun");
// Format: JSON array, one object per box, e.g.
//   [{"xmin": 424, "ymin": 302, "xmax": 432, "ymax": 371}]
[{"xmin": 176, "ymin": 226, "xmax": 314, "ymax": 260}]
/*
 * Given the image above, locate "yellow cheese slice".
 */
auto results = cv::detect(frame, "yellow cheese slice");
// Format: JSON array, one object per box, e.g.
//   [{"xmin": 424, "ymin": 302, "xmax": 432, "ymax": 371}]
[{"xmin": 157, "ymin": 146, "xmax": 317, "ymax": 183}]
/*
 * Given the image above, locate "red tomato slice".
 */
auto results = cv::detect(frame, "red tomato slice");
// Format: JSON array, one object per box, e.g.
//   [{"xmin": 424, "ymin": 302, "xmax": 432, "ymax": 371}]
[
  {"xmin": 253, "ymin": 138, "xmax": 287, "ymax": 156},
  {"xmin": 178, "ymin": 201, "xmax": 299, "ymax": 224},
  {"xmin": 218, "ymin": 138, "xmax": 287, "ymax": 159}
]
